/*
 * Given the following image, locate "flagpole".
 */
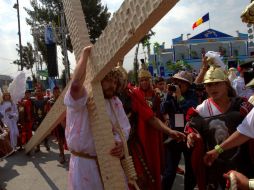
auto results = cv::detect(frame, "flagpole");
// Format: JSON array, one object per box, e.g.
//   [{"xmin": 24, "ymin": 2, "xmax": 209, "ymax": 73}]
[{"xmin": 209, "ymin": 19, "xmax": 211, "ymax": 29}]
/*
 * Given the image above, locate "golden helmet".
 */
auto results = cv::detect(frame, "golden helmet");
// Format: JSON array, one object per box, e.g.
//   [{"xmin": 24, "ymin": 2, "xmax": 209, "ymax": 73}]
[
  {"xmin": 138, "ymin": 69, "xmax": 152, "ymax": 79},
  {"xmin": 203, "ymin": 66, "xmax": 228, "ymax": 84}
]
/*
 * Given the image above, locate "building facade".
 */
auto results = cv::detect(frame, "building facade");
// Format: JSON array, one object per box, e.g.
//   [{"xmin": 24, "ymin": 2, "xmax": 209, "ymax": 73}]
[{"xmin": 149, "ymin": 28, "xmax": 254, "ymax": 77}]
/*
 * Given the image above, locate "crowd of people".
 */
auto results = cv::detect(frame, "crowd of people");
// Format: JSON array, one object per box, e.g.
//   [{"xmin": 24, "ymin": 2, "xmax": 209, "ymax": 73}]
[
  {"xmin": 63, "ymin": 46, "xmax": 254, "ymax": 190},
  {"xmin": 0, "ymin": 84, "xmax": 67, "ymax": 164},
  {"xmin": 1, "ymin": 46, "xmax": 254, "ymax": 190}
]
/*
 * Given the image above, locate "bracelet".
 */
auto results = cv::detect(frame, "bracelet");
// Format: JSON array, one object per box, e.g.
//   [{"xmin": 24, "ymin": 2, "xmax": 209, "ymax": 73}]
[
  {"xmin": 178, "ymin": 96, "xmax": 185, "ymax": 102},
  {"xmin": 249, "ymin": 179, "xmax": 254, "ymax": 190},
  {"xmin": 214, "ymin": 145, "xmax": 224, "ymax": 154}
]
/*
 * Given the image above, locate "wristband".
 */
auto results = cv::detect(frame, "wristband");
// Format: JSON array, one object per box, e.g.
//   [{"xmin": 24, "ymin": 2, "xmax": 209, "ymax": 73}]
[
  {"xmin": 178, "ymin": 96, "xmax": 185, "ymax": 102},
  {"xmin": 249, "ymin": 179, "xmax": 254, "ymax": 190},
  {"xmin": 214, "ymin": 145, "xmax": 224, "ymax": 154}
]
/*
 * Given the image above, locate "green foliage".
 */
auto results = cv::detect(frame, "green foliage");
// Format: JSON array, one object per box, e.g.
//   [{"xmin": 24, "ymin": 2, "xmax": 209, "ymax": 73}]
[
  {"xmin": 190, "ymin": 51, "xmax": 198, "ymax": 59},
  {"xmin": 166, "ymin": 60, "xmax": 192, "ymax": 73},
  {"xmin": 22, "ymin": 0, "xmax": 111, "ymax": 82},
  {"xmin": 132, "ymin": 31, "xmax": 155, "ymax": 84},
  {"xmin": 12, "ymin": 42, "xmax": 35, "ymax": 75},
  {"xmin": 25, "ymin": 0, "xmax": 70, "ymax": 63},
  {"xmin": 25, "ymin": 0, "xmax": 110, "ymax": 60},
  {"xmin": 140, "ymin": 30, "xmax": 155, "ymax": 49},
  {"xmin": 81, "ymin": 0, "xmax": 111, "ymax": 44},
  {"xmin": 22, "ymin": 43, "xmax": 35, "ymax": 70},
  {"xmin": 153, "ymin": 42, "xmax": 160, "ymax": 54}
]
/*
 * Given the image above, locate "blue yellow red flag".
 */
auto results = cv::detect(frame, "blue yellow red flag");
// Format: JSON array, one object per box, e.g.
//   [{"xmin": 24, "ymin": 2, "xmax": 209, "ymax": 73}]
[{"xmin": 192, "ymin": 13, "xmax": 209, "ymax": 30}]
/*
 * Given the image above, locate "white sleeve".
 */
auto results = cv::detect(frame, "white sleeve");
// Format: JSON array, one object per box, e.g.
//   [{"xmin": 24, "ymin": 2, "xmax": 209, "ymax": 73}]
[
  {"xmin": 237, "ymin": 108, "xmax": 254, "ymax": 138},
  {"xmin": 196, "ymin": 100, "xmax": 208, "ymax": 117},
  {"xmin": 64, "ymin": 88, "xmax": 88, "ymax": 112}
]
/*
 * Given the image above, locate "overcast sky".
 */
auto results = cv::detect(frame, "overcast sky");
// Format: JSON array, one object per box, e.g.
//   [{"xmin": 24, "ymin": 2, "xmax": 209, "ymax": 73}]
[{"xmin": 0, "ymin": 0, "xmax": 251, "ymax": 77}]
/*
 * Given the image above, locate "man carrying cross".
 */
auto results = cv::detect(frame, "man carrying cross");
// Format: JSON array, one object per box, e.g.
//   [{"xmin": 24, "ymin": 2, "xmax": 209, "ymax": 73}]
[{"xmin": 64, "ymin": 46, "xmax": 131, "ymax": 190}]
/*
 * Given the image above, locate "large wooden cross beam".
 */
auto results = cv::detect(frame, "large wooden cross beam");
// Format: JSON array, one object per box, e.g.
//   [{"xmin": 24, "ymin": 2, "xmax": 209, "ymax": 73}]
[
  {"xmin": 25, "ymin": 0, "xmax": 91, "ymax": 154},
  {"xmin": 241, "ymin": 1, "xmax": 254, "ymax": 24},
  {"xmin": 25, "ymin": 0, "xmax": 179, "ymax": 189}
]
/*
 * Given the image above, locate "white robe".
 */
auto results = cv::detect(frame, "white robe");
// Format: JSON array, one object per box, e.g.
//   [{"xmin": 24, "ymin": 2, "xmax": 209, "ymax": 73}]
[
  {"xmin": 64, "ymin": 89, "xmax": 130, "ymax": 190},
  {"xmin": 0, "ymin": 101, "xmax": 19, "ymax": 148},
  {"xmin": 232, "ymin": 76, "xmax": 254, "ymax": 99},
  {"xmin": 196, "ymin": 98, "xmax": 222, "ymax": 117},
  {"xmin": 237, "ymin": 107, "xmax": 254, "ymax": 138}
]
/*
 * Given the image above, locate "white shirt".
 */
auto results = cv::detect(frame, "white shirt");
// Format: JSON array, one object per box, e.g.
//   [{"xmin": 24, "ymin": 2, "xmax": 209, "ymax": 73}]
[
  {"xmin": 196, "ymin": 98, "xmax": 222, "ymax": 117},
  {"xmin": 237, "ymin": 108, "xmax": 254, "ymax": 138},
  {"xmin": 232, "ymin": 76, "xmax": 253, "ymax": 99},
  {"xmin": 64, "ymin": 89, "xmax": 130, "ymax": 190}
]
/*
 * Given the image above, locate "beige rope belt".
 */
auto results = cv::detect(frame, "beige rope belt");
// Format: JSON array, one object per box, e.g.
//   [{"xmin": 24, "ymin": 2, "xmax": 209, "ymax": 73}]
[{"xmin": 70, "ymin": 150, "xmax": 97, "ymax": 160}]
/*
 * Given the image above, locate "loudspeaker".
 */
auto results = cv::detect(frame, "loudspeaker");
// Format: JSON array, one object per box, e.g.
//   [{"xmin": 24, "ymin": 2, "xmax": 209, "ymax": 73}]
[{"xmin": 46, "ymin": 43, "xmax": 58, "ymax": 77}]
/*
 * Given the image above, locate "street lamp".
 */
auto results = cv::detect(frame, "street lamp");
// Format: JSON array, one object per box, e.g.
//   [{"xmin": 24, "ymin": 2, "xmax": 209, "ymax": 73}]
[{"xmin": 13, "ymin": 0, "xmax": 23, "ymax": 71}]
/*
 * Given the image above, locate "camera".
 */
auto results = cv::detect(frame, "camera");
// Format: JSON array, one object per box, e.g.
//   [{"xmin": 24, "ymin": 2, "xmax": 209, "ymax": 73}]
[{"xmin": 167, "ymin": 84, "xmax": 177, "ymax": 92}]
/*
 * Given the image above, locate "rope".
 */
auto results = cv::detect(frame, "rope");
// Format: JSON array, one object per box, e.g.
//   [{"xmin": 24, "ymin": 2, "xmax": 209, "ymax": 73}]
[
  {"xmin": 226, "ymin": 172, "xmax": 237, "ymax": 190},
  {"xmin": 110, "ymin": 101, "xmax": 141, "ymax": 190}
]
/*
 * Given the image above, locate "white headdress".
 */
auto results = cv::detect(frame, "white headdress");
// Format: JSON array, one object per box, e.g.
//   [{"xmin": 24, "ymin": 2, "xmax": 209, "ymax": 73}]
[
  {"xmin": 2, "ymin": 72, "xmax": 26, "ymax": 104},
  {"xmin": 205, "ymin": 51, "xmax": 226, "ymax": 71}
]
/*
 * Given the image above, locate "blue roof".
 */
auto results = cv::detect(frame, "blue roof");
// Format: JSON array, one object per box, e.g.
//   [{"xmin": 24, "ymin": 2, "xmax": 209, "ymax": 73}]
[
  {"xmin": 190, "ymin": 29, "xmax": 233, "ymax": 40},
  {"xmin": 172, "ymin": 35, "xmax": 183, "ymax": 44}
]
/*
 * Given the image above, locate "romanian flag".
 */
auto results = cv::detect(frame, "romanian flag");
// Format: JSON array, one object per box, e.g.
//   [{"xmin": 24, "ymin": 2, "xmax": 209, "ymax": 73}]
[{"xmin": 192, "ymin": 13, "xmax": 209, "ymax": 30}]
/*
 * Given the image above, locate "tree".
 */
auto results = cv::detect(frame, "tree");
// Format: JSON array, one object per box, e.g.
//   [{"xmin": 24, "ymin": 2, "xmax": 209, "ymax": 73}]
[
  {"xmin": 25, "ymin": 0, "xmax": 64, "ymax": 67},
  {"xmin": 153, "ymin": 41, "xmax": 161, "ymax": 75},
  {"xmin": 133, "ymin": 30, "xmax": 155, "ymax": 84},
  {"xmin": 25, "ymin": 0, "xmax": 110, "ymax": 47},
  {"xmin": 24, "ymin": 0, "xmax": 110, "ymax": 78},
  {"xmin": 81, "ymin": 0, "xmax": 111, "ymax": 43},
  {"xmin": 12, "ymin": 42, "xmax": 36, "ymax": 76},
  {"xmin": 140, "ymin": 30, "xmax": 155, "ymax": 61},
  {"xmin": 166, "ymin": 60, "xmax": 192, "ymax": 73}
]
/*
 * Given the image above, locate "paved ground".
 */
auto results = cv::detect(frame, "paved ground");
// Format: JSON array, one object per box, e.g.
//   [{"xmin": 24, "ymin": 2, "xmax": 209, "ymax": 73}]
[
  {"xmin": 0, "ymin": 140, "xmax": 70, "ymax": 190},
  {"xmin": 0, "ymin": 140, "xmax": 185, "ymax": 190}
]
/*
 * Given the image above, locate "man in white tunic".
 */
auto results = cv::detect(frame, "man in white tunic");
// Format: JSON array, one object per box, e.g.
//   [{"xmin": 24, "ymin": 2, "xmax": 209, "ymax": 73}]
[{"xmin": 64, "ymin": 46, "xmax": 130, "ymax": 190}]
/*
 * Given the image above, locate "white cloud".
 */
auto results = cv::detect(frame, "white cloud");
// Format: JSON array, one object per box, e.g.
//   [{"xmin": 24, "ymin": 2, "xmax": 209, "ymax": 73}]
[{"xmin": 0, "ymin": 0, "xmax": 252, "ymax": 76}]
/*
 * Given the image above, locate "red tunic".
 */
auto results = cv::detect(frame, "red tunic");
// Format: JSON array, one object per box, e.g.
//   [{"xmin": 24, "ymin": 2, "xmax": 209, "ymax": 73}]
[
  {"xmin": 129, "ymin": 87, "xmax": 163, "ymax": 190},
  {"xmin": 18, "ymin": 98, "xmax": 33, "ymax": 145}
]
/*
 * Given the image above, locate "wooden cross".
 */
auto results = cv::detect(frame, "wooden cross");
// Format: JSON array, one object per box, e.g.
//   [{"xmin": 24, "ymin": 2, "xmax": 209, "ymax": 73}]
[
  {"xmin": 25, "ymin": 0, "xmax": 179, "ymax": 189},
  {"xmin": 241, "ymin": 1, "xmax": 254, "ymax": 24}
]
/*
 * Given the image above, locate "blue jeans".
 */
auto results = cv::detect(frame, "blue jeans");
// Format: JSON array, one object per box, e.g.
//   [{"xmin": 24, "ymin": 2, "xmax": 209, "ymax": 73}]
[{"xmin": 162, "ymin": 140, "xmax": 196, "ymax": 190}]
